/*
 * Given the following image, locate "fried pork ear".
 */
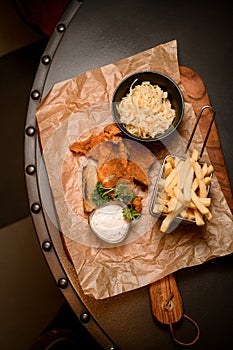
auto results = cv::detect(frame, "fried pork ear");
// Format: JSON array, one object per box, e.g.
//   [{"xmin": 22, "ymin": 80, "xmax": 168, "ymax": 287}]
[
  {"xmin": 97, "ymin": 158, "xmax": 148, "ymax": 189},
  {"xmin": 69, "ymin": 124, "xmax": 121, "ymax": 156},
  {"xmin": 88, "ymin": 137, "xmax": 129, "ymax": 167},
  {"xmin": 126, "ymin": 161, "xmax": 148, "ymax": 187},
  {"xmin": 123, "ymin": 138, "xmax": 155, "ymax": 172},
  {"xmin": 103, "ymin": 124, "xmax": 121, "ymax": 136},
  {"xmin": 132, "ymin": 196, "xmax": 143, "ymax": 212},
  {"xmin": 97, "ymin": 158, "xmax": 128, "ymax": 188}
]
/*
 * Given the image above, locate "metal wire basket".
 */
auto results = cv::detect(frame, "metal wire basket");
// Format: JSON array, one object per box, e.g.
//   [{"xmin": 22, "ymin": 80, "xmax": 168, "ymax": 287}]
[{"xmin": 149, "ymin": 105, "xmax": 216, "ymax": 228}]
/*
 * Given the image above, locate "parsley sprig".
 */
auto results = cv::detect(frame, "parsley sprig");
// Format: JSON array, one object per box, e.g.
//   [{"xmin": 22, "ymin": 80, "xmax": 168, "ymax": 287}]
[
  {"xmin": 113, "ymin": 183, "xmax": 137, "ymax": 203},
  {"xmin": 122, "ymin": 205, "xmax": 141, "ymax": 221},
  {"xmin": 91, "ymin": 181, "xmax": 141, "ymax": 220},
  {"xmin": 91, "ymin": 181, "xmax": 112, "ymax": 206}
]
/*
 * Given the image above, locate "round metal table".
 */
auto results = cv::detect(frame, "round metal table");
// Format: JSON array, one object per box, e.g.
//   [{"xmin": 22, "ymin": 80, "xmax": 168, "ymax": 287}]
[{"xmin": 24, "ymin": 1, "xmax": 233, "ymax": 349}]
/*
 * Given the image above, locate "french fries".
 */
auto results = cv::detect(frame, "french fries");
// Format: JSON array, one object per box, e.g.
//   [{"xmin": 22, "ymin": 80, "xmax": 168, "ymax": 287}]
[{"xmin": 154, "ymin": 149, "xmax": 214, "ymax": 232}]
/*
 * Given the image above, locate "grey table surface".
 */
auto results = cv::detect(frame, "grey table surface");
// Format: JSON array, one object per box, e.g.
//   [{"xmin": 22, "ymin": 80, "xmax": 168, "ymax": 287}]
[{"xmin": 26, "ymin": 1, "xmax": 233, "ymax": 349}]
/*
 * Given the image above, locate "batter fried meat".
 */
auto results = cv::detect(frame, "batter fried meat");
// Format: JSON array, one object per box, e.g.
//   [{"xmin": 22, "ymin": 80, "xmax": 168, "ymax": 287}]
[
  {"xmin": 97, "ymin": 158, "xmax": 148, "ymax": 188},
  {"xmin": 70, "ymin": 124, "xmax": 121, "ymax": 156}
]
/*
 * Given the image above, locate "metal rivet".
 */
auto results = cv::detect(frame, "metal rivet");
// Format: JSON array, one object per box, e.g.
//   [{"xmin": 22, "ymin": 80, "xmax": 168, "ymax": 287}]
[
  {"xmin": 56, "ymin": 23, "xmax": 66, "ymax": 32},
  {"xmin": 58, "ymin": 277, "xmax": 68, "ymax": 289},
  {"xmin": 80, "ymin": 312, "xmax": 90, "ymax": 324},
  {"xmin": 25, "ymin": 126, "xmax": 36, "ymax": 136},
  {"xmin": 41, "ymin": 55, "xmax": 51, "ymax": 65},
  {"xmin": 31, "ymin": 203, "xmax": 41, "ymax": 214},
  {"xmin": 107, "ymin": 347, "xmax": 118, "ymax": 350},
  {"xmin": 42, "ymin": 241, "xmax": 52, "ymax": 252},
  {"xmin": 31, "ymin": 90, "xmax": 40, "ymax": 100},
  {"xmin": 25, "ymin": 164, "xmax": 36, "ymax": 175}
]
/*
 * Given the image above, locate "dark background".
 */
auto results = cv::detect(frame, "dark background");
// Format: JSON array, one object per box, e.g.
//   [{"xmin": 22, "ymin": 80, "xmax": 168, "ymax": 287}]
[{"xmin": 0, "ymin": 1, "xmax": 232, "ymax": 349}]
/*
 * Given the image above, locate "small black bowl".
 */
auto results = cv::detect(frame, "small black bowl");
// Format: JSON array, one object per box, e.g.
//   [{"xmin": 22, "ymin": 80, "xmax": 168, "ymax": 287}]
[{"xmin": 112, "ymin": 71, "xmax": 184, "ymax": 142}]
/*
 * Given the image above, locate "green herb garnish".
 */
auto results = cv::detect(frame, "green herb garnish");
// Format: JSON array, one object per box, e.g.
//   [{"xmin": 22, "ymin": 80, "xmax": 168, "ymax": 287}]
[
  {"xmin": 91, "ymin": 181, "xmax": 113, "ymax": 205},
  {"xmin": 91, "ymin": 180, "xmax": 141, "ymax": 221},
  {"xmin": 122, "ymin": 206, "xmax": 141, "ymax": 221},
  {"xmin": 113, "ymin": 183, "xmax": 137, "ymax": 204}
]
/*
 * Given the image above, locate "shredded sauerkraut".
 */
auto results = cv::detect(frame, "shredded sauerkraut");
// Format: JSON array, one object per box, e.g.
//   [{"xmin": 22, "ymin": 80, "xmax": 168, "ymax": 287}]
[{"xmin": 117, "ymin": 79, "xmax": 176, "ymax": 138}]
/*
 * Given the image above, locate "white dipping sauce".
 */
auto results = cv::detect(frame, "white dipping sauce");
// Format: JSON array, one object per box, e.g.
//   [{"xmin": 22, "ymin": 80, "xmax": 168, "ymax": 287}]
[{"xmin": 90, "ymin": 203, "xmax": 129, "ymax": 243}]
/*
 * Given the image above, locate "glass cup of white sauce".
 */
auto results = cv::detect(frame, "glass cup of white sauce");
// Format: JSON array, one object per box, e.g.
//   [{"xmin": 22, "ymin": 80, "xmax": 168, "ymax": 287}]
[{"xmin": 89, "ymin": 202, "xmax": 130, "ymax": 244}]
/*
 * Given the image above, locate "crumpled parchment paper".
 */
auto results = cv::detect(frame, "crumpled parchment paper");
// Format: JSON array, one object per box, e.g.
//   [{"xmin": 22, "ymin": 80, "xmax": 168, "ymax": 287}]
[{"xmin": 36, "ymin": 40, "xmax": 233, "ymax": 299}]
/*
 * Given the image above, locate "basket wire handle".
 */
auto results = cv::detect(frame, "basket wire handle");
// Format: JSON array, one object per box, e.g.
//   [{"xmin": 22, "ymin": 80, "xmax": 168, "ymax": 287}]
[{"xmin": 184, "ymin": 105, "xmax": 216, "ymax": 157}]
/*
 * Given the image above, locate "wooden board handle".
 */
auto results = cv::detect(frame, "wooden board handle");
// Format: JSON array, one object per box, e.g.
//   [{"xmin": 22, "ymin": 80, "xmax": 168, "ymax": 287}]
[{"xmin": 149, "ymin": 273, "xmax": 183, "ymax": 325}]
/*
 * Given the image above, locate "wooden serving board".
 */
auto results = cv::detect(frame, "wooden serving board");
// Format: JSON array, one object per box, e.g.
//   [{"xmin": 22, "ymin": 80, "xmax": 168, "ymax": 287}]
[
  {"xmin": 149, "ymin": 65, "xmax": 233, "ymax": 326},
  {"xmin": 61, "ymin": 66, "xmax": 232, "ymax": 312}
]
